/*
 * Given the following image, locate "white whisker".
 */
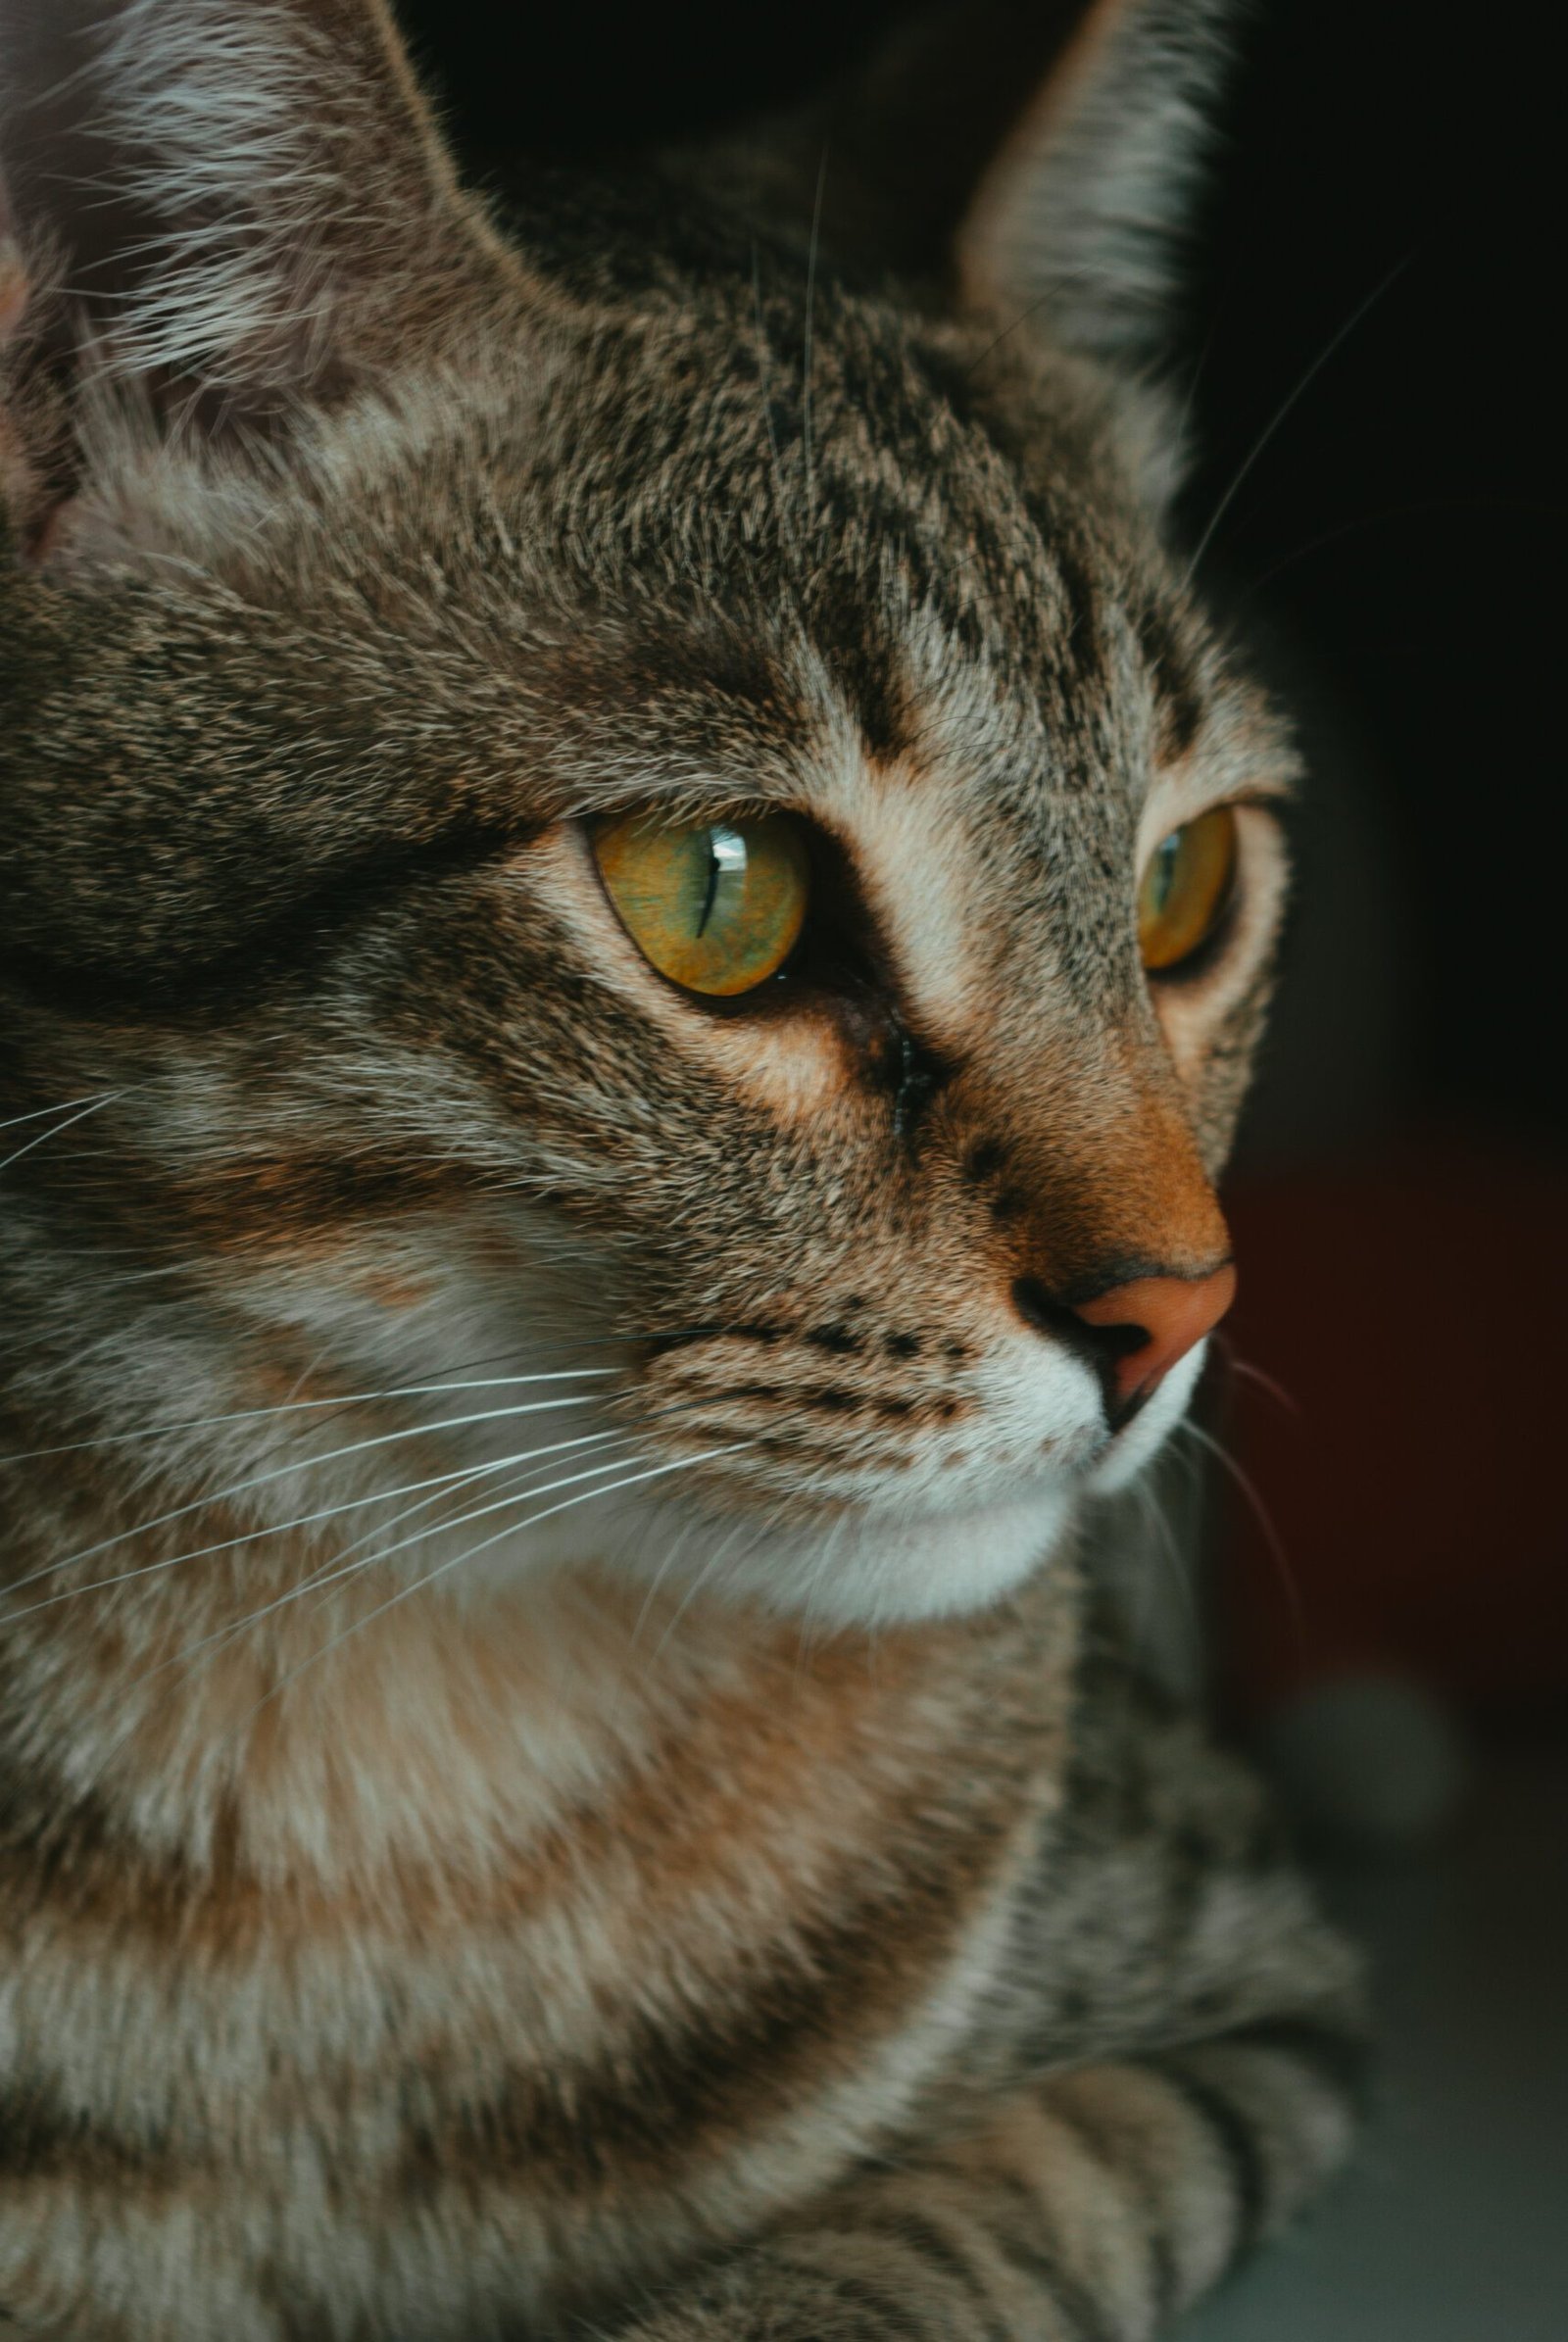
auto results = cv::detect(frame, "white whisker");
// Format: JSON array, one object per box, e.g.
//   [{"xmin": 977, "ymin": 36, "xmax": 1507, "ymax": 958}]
[
  {"xmin": 0, "ymin": 1369, "xmax": 617, "ymax": 1469},
  {"xmin": 242, "ymin": 1442, "xmax": 754, "ymax": 1727},
  {"xmin": 0, "ymin": 1428, "xmax": 632, "ymax": 1623},
  {"xmin": 0, "ymin": 1092, "xmax": 116, "ymax": 1136},
  {"xmin": 1185, "ymin": 254, "xmax": 1413, "ymax": 584},
  {"xmin": 71, "ymin": 1439, "xmax": 658, "ymax": 1804},
  {"xmin": 648, "ymin": 1515, "xmax": 753, "ymax": 1661},
  {"xmin": 1133, "ymin": 1476, "xmax": 1202, "ymax": 1680},
  {"xmin": 0, "ymin": 1395, "xmax": 610, "ymax": 1597},
  {"xmin": 1179, "ymin": 1417, "xmax": 1304, "ymax": 1643},
  {"xmin": 0, "ymin": 1091, "xmax": 127, "ymax": 1180},
  {"xmin": 110, "ymin": 1438, "xmax": 647, "ymax": 1703}
]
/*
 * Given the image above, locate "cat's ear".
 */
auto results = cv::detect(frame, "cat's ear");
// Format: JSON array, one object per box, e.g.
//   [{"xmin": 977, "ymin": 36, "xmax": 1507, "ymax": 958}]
[
  {"xmin": 950, "ymin": 0, "xmax": 1234, "ymax": 364},
  {"xmin": 0, "ymin": 0, "xmax": 523, "ymax": 531},
  {"xmin": 709, "ymin": 0, "xmax": 1233, "ymax": 367}
]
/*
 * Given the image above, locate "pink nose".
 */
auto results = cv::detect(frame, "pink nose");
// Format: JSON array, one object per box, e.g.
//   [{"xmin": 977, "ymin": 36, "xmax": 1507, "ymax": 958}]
[{"xmin": 1070, "ymin": 1263, "xmax": 1237, "ymax": 1407}]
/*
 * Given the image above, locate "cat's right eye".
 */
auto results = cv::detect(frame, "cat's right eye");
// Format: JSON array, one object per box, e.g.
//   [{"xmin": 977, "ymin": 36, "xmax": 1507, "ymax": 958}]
[{"xmin": 592, "ymin": 810, "xmax": 810, "ymax": 999}]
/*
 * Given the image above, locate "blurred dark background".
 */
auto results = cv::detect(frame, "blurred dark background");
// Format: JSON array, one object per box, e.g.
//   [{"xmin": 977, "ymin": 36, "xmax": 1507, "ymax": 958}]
[{"xmin": 392, "ymin": 8, "xmax": 1562, "ymax": 2327}]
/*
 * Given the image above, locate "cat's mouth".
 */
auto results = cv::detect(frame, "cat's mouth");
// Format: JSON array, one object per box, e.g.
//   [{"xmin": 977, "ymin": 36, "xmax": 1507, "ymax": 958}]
[
  {"xmin": 745, "ymin": 1337, "xmax": 1203, "ymax": 1623},
  {"xmin": 456, "ymin": 1337, "xmax": 1207, "ymax": 1629}
]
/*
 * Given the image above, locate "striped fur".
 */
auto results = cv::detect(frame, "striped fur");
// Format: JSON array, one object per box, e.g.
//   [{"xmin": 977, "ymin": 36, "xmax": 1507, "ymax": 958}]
[{"xmin": 0, "ymin": 5, "xmax": 1363, "ymax": 2337}]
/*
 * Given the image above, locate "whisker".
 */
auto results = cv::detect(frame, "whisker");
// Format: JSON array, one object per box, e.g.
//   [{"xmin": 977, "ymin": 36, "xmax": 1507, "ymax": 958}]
[
  {"xmin": 1164, "ymin": 312, "xmax": 1222, "ymax": 493},
  {"xmin": 630, "ymin": 1484, "xmax": 742, "ymax": 1652},
  {"xmin": 959, "ymin": 259, "xmax": 1102, "ymax": 378},
  {"xmin": 0, "ymin": 1428, "xmax": 632, "ymax": 1624},
  {"xmin": 1184, "ymin": 251, "xmax": 1414, "ymax": 584},
  {"xmin": 260, "ymin": 1442, "xmax": 671, "ymax": 1599},
  {"xmin": 0, "ymin": 1369, "xmax": 618, "ymax": 1469},
  {"xmin": 648, "ymin": 1510, "xmax": 758, "ymax": 1661},
  {"xmin": 1133, "ymin": 1474, "xmax": 1204, "ymax": 1679},
  {"xmin": 0, "ymin": 1090, "xmax": 127, "ymax": 1180},
  {"xmin": 71, "ymin": 1439, "xmax": 659, "ymax": 1801},
  {"xmin": 1179, "ymin": 1417, "xmax": 1305, "ymax": 1650},
  {"xmin": 134, "ymin": 1467, "xmax": 528, "ymax": 1670},
  {"xmin": 752, "ymin": 240, "xmax": 803, "ymax": 574},
  {"xmin": 801, "ymin": 145, "xmax": 828, "ymax": 523},
  {"xmin": 233, "ymin": 1441, "xmax": 756, "ymax": 1729},
  {"xmin": 1246, "ymin": 490, "xmax": 1566, "ymax": 596},
  {"xmin": 0, "ymin": 1395, "xmax": 610, "ymax": 1595},
  {"xmin": 1216, "ymin": 1349, "xmax": 1302, "ymax": 1419},
  {"xmin": 113, "ymin": 1438, "xmax": 647, "ymax": 1700},
  {"xmin": 0, "ymin": 1091, "xmax": 116, "ymax": 1136}
]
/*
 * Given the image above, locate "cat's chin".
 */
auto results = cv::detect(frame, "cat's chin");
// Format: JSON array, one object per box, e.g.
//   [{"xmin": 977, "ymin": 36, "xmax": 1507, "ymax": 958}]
[
  {"xmin": 462, "ymin": 1478, "xmax": 1082, "ymax": 1629},
  {"xmin": 725, "ymin": 1482, "xmax": 1083, "ymax": 1626}
]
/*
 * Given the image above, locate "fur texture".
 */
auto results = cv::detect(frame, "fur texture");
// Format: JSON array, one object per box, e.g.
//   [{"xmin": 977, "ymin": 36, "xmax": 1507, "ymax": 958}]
[{"xmin": 0, "ymin": 4, "xmax": 1361, "ymax": 2336}]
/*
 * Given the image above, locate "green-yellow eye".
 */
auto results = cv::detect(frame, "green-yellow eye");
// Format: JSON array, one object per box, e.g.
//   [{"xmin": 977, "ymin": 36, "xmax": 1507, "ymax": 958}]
[
  {"xmin": 1138, "ymin": 805, "xmax": 1238, "ymax": 972},
  {"xmin": 592, "ymin": 810, "xmax": 810, "ymax": 999}
]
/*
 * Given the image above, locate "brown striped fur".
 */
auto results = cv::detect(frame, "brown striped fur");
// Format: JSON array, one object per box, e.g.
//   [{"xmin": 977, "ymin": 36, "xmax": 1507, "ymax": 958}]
[{"xmin": 0, "ymin": 5, "xmax": 1363, "ymax": 2336}]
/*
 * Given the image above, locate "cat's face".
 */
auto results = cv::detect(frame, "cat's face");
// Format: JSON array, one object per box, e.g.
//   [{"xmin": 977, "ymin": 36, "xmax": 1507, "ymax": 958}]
[{"xmin": 0, "ymin": 0, "xmax": 1289, "ymax": 1624}]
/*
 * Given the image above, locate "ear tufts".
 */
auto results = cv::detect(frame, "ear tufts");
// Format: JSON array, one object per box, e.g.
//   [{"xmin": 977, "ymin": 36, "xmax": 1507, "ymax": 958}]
[
  {"xmin": 0, "ymin": 0, "xmax": 520, "ymax": 415},
  {"xmin": 81, "ymin": 0, "xmax": 510, "ymax": 393},
  {"xmin": 89, "ymin": 0, "xmax": 371, "ymax": 391}
]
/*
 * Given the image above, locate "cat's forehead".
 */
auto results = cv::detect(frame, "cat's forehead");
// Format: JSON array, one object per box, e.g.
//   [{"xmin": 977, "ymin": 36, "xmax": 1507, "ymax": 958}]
[
  {"xmin": 498, "ymin": 287, "xmax": 1227, "ymax": 804},
  {"xmin": 18, "ymin": 264, "xmax": 1270, "ymax": 999},
  {"xmin": 539, "ymin": 283, "xmax": 1154, "ymax": 623}
]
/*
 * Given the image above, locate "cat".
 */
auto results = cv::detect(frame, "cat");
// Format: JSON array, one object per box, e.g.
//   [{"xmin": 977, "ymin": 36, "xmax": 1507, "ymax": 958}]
[{"xmin": 0, "ymin": 2, "xmax": 1366, "ymax": 2336}]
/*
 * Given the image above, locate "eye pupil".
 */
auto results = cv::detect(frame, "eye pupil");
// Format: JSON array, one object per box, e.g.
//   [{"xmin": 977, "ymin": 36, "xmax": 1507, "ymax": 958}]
[
  {"xmin": 1150, "ymin": 833, "xmax": 1180, "ymax": 916},
  {"xmin": 694, "ymin": 838, "xmax": 721, "ymax": 938},
  {"xmin": 693, "ymin": 826, "xmax": 747, "ymax": 938}
]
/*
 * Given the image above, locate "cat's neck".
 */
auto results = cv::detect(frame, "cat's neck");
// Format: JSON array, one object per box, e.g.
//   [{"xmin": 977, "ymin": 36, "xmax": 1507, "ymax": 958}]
[
  {"xmin": 0, "ymin": 1460, "xmax": 1038, "ymax": 1914},
  {"xmin": 0, "ymin": 1518, "xmax": 724, "ymax": 1868}
]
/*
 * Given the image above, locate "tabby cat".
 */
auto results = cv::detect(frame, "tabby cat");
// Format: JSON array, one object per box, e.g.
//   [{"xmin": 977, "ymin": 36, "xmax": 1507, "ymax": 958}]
[{"xmin": 0, "ymin": 2, "xmax": 1365, "ymax": 2335}]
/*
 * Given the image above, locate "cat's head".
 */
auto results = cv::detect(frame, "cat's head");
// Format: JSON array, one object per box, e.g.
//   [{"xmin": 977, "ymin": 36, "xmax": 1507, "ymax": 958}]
[{"xmin": 0, "ymin": 0, "xmax": 1291, "ymax": 1627}]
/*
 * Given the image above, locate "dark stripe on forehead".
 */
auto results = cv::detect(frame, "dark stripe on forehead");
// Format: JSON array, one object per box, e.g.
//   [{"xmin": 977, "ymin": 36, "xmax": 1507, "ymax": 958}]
[
  {"xmin": 1050, "ymin": 537, "xmax": 1104, "ymax": 672},
  {"xmin": 1134, "ymin": 601, "xmax": 1206, "ymax": 762},
  {"xmin": 803, "ymin": 581, "xmax": 910, "ymax": 762}
]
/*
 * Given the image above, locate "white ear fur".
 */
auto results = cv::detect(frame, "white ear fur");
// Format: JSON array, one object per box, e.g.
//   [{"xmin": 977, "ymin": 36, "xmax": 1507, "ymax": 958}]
[
  {"xmin": 955, "ymin": 0, "xmax": 1235, "ymax": 363},
  {"xmin": 88, "ymin": 0, "xmax": 402, "ymax": 390},
  {"xmin": 0, "ymin": 0, "xmax": 518, "ymax": 404}
]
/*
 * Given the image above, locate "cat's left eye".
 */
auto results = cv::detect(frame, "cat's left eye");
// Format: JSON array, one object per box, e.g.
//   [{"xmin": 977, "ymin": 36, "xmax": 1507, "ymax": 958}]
[
  {"xmin": 1138, "ymin": 805, "xmax": 1238, "ymax": 973},
  {"xmin": 592, "ymin": 810, "xmax": 810, "ymax": 999}
]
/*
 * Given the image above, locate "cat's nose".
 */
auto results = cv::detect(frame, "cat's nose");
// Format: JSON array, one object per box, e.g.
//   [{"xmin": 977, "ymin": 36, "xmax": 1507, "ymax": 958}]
[
  {"xmin": 1071, "ymin": 1264, "xmax": 1236, "ymax": 1410},
  {"xmin": 1013, "ymin": 1262, "xmax": 1236, "ymax": 1419}
]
